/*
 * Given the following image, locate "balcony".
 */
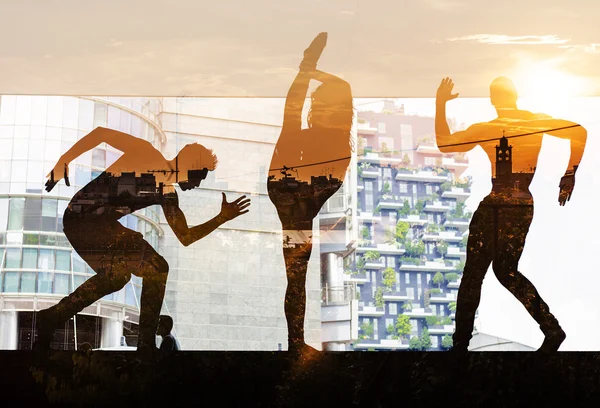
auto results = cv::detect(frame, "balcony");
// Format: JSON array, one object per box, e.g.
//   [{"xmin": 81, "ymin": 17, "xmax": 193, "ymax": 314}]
[
  {"xmin": 442, "ymin": 187, "xmax": 471, "ymax": 202},
  {"xmin": 318, "ymin": 210, "xmax": 347, "ymax": 226},
  {"xmin": 357, "ymin": 212, "xmax": 382, "ymax": 223},
  {"xmin": 358, "ymin": 305, "xmax": 385, "ymax": 317},
  {"xmin": 424, "ymin": 200, "xmax": 451, "ymax": 212},
  {"xmin": 416, "ymin": 142, "xmax": 442, "ymax": 155},
  {"xmin": 356, "ymin": 243, "xmax": 405, "ymax": 255},
  {"xmin": 422, "ymin": 231, "xmax": 463, "ymax": 242},
  {"xmin": 354, "ymin": 338, "xmax": 410, "ymax": 350},
  {"xmin": 364, "ymin": 259, "xmax": 385, "ymax": 269},
  {"xmin": 446, "ymin": 246, "xmax": 466, "ymax": 259},
  {"xmin": 345, "ymin": 272, "xmax": 369, "ymax": 285},
  {"xmin": 430, "ymin": 292, "xmax": 456, "ymax": 303},
  {"xmin": 400, "ymin": 261, "xmax": 455, "ymax": 272},
  {"xmin": 428, "ymin": 324, "xmax": 455, "ymax": 335},
  {"xmin": 397, "ymin": 214, "xmax": 428, "ymax": 225},
  {"xmin": 378, "ymin": 200, "xmax": 404, "ymax": 210},
  {"xmin": 357, "ymin": 123, "xmax": 377, "ymax": 136},
  {"xmin": 361, "ymin": 169, "xmax": 379, "ymax": 179},
  {"xmin": 447, "ymin": 278, "xmax": 461, "ymax": 289},
  {"xmin": 382, "ymin": 291, "xmax": 411, "ymax": 302},
  {"xmin": 321, "ymin": 283, "xmax": 357, "ymax": 306},
  {"xmin": 395, "ymin": 170, "xmax": 449, "ymax": 183},
  {"xmin": 444, "ymin": 216, "xmax": 470, "ymax": 231},
  {"xmin": 321, "ymin": 284, "xmax": 358, "ymax": 344},
  {"xmin": 404, "ymin": 308, "xmax": 434, "ymax": 317},
  {"xmin": 357, "ymin": 184, "xmax": 364, "ymax": 192},
  {"xmin": 441, "ymin": 157, "xmax": 469, "ymax": 171}
]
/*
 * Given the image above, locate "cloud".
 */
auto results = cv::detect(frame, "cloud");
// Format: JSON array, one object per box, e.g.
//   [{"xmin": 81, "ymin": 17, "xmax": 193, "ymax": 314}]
[
  {"xmin": 339, "ymin": 10, "xmax": 355, "ymax": 16},
  {"xmin": 559, "ymin": 43, "xmax": 600, "ymax": 53},
  {"xmin": 448, "ymin": 34, "xmax": 570, "ymax": 45}
]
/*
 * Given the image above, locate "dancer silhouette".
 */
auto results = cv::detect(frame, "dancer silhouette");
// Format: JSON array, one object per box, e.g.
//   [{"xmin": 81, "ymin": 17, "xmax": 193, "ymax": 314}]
[
  {"xmin": 435, "ymin": 77, "xmax": 587, "ymax": 352},
  {"xmin": 36, "ymin": 127, "xmax": 250, "ymax": 357},
  {"xmin": 267, "ymin": 32, "xmax": 353, "ymax": 354}
]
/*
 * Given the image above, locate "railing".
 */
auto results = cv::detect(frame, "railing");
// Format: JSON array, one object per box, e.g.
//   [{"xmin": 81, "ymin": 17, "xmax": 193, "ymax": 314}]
[{"xmin": 322, "ymin": 282, "xmax": 357, "ymax": 305}]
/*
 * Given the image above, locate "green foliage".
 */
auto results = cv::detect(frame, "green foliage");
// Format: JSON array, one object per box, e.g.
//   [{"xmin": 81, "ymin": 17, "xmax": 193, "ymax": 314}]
[
  {"xmin": 401, "ymin": 256, "xmax": 422, "ymax": 266},
  {"xmin": 420, "ymin": 327, "xmax": 432, "ymax": 350},
  {"xmin": 442, "ymin": 334, "xmax": 454, "ymax": 349},
  {"xmin": 402, "ymin": 153, "xmax": 411, "ymax": 165},
  {"xmin": 374, "ymin": 288, "xmax": 385, "ymax": 308},
  {"xmin": 432, "ymin": 271, "xmax": 444, "ymax": 287},
  {"xmin": 425, "ymin": 316, "xmax": 439, "ymax": 326},
  {"xmin": 356, "ymin": 257, "xmax": 366, "ymax": 272},
  {"xmin": 373, "ymin": 205, "xmax": 381, "ymax": 215},
  {"xmin": 460, "ymin": 236, "xmax": 468, "ymax": 249},
  {"xmin": 440, "ymin": 181, "xmax": 452, "ymax": 192},
  {"xmin": 452, "ymin": 201, "xmax": 466, "ymax": 218},
  {"xmin": 437, "ymin": 240, "xmax": 448, "ymax": 257},
  {"xmin": 441, "ymin": 316, "xmax": 452, "ymax": 325},
  {"xmin": 395, "ymin": 221, "xmax": 410, "ymax": 241},
  {"xmin": 361, "ymin": 226, "xmax": 370, "ymax": 240},
  {"xmin": 404, "ymin": 240, "xmax": 425, "ymax": 258},
  {"xmin": 395, "ymin": 315, "xmax": 412, "ymax": 338},
  {"xmin": 448, "ymin": 301, "xmax": 457, "ymax": 312},
  {"xmin": 454, "ymin": 177, "xmax": 472, "ymax": 189},
  {"xmin": 382, "ymin": 181, "xmax": 391, "ymax": 193},
  {"xmin": 359, "ymin": 321, "xmax": 374, "ymax": 340},
  {"xmin": 402, "ymin": 300, "xmax": 413, "ymax": 311},
  {"xmin": 367, "ymin": 348, "xmax": 376, "ymax": 352},
  {"xmin": 426, "ymin": 223, "xmax": 440, "ymax": 233},
  {"xmin": 445, "ymin": 272, "xmax": 458, "ymax": 282},
  {"xmin": 455, "ymin": 260, "xmax": 465, "ymax": 273},
  {"xmin": 413, "ymin": 199, "xmax": 425, "ymax": 215},
  {"xmin": 363, "ymin": 250, "xmax": 381, "ymax": 262},
  {"xmin": 397, "ymin": 200, "xmax": 411, "ymax": 218},
  {"xmin": 382, "ymin": 267, "xmax": 396, "ymax": 292},
  {"xmin": 409, "ymin": 337, "xmax": 422, "ymax": 350},
  {"xmin": 430, "ymin": 288, "xmax": 442, "ymax": 294}
]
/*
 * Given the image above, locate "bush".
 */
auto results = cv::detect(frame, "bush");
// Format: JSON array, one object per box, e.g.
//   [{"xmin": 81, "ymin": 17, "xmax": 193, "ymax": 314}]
[
  {"xmin": 425, "ymin": 316, "xmax": 439, "ymax": 326},
  {"xmin": 437, "ymin": 240, "xmax": 448, "ymax": 257},
  {"xmin": 364, "ymin": 250, "xmax": 381, "ymax": 261},
  {"xmin": 448, "ymin": 302, "xmax": 457, "ymax": 312},
  {"xmin": 420, "ymin": 327, "xmax": 432, "ymax": 350},
  {"xmin": 382, "ymin": 267, "xmax": 396, "ymax": 292},
  {"xmin": 374, "ymin": 288, "xmax": 385, "ymax": 308},
  {"xmin": 397, "ymin": 200, "xmax": 411, "ymax": 218},
  {"xmin": 361, "ymin": 226, "xmax": 370, "ymax": 240},
  {"xmin": 395, "ymin": 221, "xmax": 410, "ymax": 241},
  {"xmin": 404, "ymin": 240, "xmax": 425, "ymax": 258},
  {"xmin": 445, "ymin": 272, "xmax": 458, "ymax": 282},
  {"xmin": 441, "ymin": 316, "xmax": 452, "ymax": 325},
  {"xmin": 409, "ymin": 337, "xmax": 422, "ymax": 350},
  {"xmin": 382, "ymin": 181, "xmax": 391, "ymax": 193},
  {"xmin": 442, "ymin": 334, "xmax": 454, "ymax": 349},
  {"xmin": 440, "ymin": 181, "xmax": 452, "ymax": 192},
  {"xmin": 432, "ymin": 271, "xmax": 444, "ymax": 287},
  {"xmin": 359, "ymin": 321, "xmax": 374, "ymax": 340},
  {"xmin": 430, "ymin": 288, "xmax": 442, "ymax": 294},
  {"xmin": 395, "ymin": 315, "xmax": 412, "ymax": 338}
]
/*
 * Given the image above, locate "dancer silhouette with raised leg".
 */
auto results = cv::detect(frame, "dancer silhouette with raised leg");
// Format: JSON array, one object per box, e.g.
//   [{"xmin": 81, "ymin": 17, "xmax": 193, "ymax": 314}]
[{"xmin": 268, "ymin": 32, "xmax": 353, "ymax": 355}]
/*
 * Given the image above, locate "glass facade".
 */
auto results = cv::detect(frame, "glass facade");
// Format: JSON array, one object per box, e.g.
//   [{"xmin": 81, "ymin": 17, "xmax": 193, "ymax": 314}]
[{"xmin": 0, "ymin": 96, "xmax": 164, "ymax": 349}]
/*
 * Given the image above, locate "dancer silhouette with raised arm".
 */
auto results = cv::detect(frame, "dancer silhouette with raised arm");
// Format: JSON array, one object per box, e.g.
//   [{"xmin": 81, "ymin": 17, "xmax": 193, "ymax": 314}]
[
  {"xmin": 436, "ymin": 77, "xmax": 587, "ymax": 352},
  {"xmin": 36, "ymin": 127, "xmax": 250, "ymax": 357},
  {"xmin": 268, "ymin": 32, "xmax": 353, "ymax": 354}
]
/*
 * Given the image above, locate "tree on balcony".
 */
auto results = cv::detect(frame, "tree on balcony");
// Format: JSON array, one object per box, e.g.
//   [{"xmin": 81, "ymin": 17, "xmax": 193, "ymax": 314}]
[
  {"xmin": 373, "ymin": 205, "xmax": 381, "ymax": 215},
  {"xmin": 395, "ymin": 315, "xmax": 411, "ymax": 339},
  {"xmin": 455, "ymin": 260, "xmax": 465, "ymax": 273},
  {"xmin": 404, "ymin": 240, "xmax": 425, "ymax": 258},
  {"xmin": 397, "ymin": 200, "xmax": 411, "ymax": 218},
  {"xmin": 441, "ymin": 316, "xmax": 452, "ymax": 325},
  {"xmin": 402, "ymin": 300, "xmax": 413, "ymax": 311},
  {"xmin": 363, "ymin": 250, "xmax": 381, "ymax": 262},
  {"xmin": 382, "ymin": 267, "xmax": 396, "ymax": 292},
  {"xmin": 454, "ymin": 176, "xmax": 472, "ymax": 189},
  {"xmin": 440, "ymin": 181, "xmax": 452, "ymax": 192},
  {"xmin": 426, "ymin": 223, "xmax": 440, "ymax": 234},
  {"xmin": 412, "ymin": 199, "xmax": 425, "ymax": 215},
  {"xmin": 445, "ymin": 272, "xmax": 458, "ymax": 283},
  {"xmin": 359, "ymin": 321, "xmax": 374, "ymax": 340},
  {"xmin": 430, "ymin": 288, "xmax": 442, "ymax": 295},
  {"xmin": 436, "ymin": 240, "xmax": 448, "ymax": 257},
  {"xmin": 382, "ymin": 181, "xmax": 391, "ymax": 194},
  {"xmin": 441, "ymin": 334, "xmax": 453, "ymax": 349},
  {"xmin": 420, "ymin": 327, "xmax": 432, "ymax": 350},
  {"xmin": 448, "ymin": 302, "xmax": 457, "ymax": 312},
  {"xmin": 361, "ymin": 226, "xmax": 370, "ymax": 240},
  {"xmin": 408, "ymin": 336, "xmax": 422, "ymax": 350},
  {"xmin": 387, "ymin": 324, "xmax": 399, "ymax": 340},
  {"xmin": 402, "ymin": 153, "xmax": 411, "ymax": 165},
  {"xmin": 425, "ymin": 315, "xmax": 439, "ymax": 326},
  {"xmin": 459, "ymin": 235, "xmax": 468, "ymax": 250},
  {"xmin": 383, "ymin": 227, "xmax": 396, "ymax": 245},
  {"xmin": 395, "ymin": 221, "xmax": 410, "ymax": 242},
  {"xmin": 432, "ymin": 272, "xmax": 444, "ymax": 289},
  {"xmin": 374, "ymin": 288, "xmax": 385, "ymax": 308}
]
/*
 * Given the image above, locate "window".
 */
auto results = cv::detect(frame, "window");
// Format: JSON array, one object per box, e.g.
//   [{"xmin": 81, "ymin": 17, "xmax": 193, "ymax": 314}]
[
  {"xmin": 92, "ymin": 148, "xmax": 106, "ymax": 168},
  {"xmin": 387, "ymin": 257, "xmax": 395, "ymax": 268},
  {"xmin": 389, "ymin": 303, "xmax": 397, "ymax": 315},
  {"xmin": 22, "ymin": 248, "xmax": 37, "ymax": 269},
  {"xmin": 431, "ymin": 336, "xmax": 439, "ymax": 348},
  {"xmin": 417, "ymin": 273, "xmax": 422, "ymax": 285},
  {"xmin": 56, "ymin": 251, "xmax": 71, "ymax": 271},
  {"xmin": 410, "ymin": 319, "xmax": 418, "ymax": 335},
  {"xmin": 407, "ymin": 287, "xmax": 415, "ymax": 300},
  {"xmin": 388, "ymin": 211, "xmax": 396, "ymax": 224},
  {"xmin": 424, "ymin": 157, "xmax": 436, "ymax": 166},
  {"xmin": 38, "ymin": 249, "xmax": 55, "ymax": 270},
  {"xmin": 395, "ymin": 273, "xmax": 400, "ymax": 292},
  {"xmin": 37, "ymin": 272, "xmax": 53, "ymax": 293},
  {"xmin": 399, "ymin": 183, "xmax": 408, "ymax": 193},
  {"xmin": 385, "ymin": 318, "xmax": 394, "ymax": 328},
  {"xmin": 5, "ymin": 248, "xmax": 21, "ymax": 268},
  {"xmin": 20, "ymin": 272, "xmax": 36, "ymax": 293},
  {"xmin": 426, "ymin": 185, "xmax": 433, "ymax": 195},
  {"xmin": 2, "ymin": 272, "xmax": 19, "ymax": 292},
  {"xmin": 383, "ymin": 168, "xmax": 392, "ymax": 179},
  {"xmin": 93, "ymin": 102, "xmax": 107, "ymax": 128},
  {"xmin": 41, "ymin": 199, "xmax": 57, "ymax": 231},
  {"xmin": 8, "ymin": 198, "xmax": 25, "ymax": 230},
  {"xmin": 54, "ymin": 273, "xmax": 70, "ymax": 295},
  {"xmin": 405, "ymin": 272, "xmax": 410, "ymax": 284},
  {"xmin": 377, "ymin": 122, "xmax": 386, "ymax": 134},
  {"xmin": 373, "ymin": 319, "xmax": 379, "ymax": 340}
]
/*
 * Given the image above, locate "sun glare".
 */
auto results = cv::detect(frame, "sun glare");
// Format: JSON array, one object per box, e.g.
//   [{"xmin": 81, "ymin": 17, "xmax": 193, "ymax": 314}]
[{"xmin": 511, "ymin": 61, "xmax": 589, "ymax": 109}]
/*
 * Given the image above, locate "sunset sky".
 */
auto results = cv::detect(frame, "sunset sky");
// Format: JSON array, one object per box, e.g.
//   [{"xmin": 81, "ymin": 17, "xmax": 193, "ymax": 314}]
[{"xmin": 1, "ymin": 0, "xmax": 598, "ymax": 97}]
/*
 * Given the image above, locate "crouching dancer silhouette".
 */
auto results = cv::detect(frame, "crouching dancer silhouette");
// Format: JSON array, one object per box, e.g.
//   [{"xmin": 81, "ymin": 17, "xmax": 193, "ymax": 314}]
[
  {"xmin": 435, "ymin": 77, "xmax": 587, "ymax": 352},
  {"xmin": 36, "ymin": 127, "xmax": 250, "ymax": 356},
  {"xmin": 268, "ymin": 32, "xmax": 353, "ymax": 354}
]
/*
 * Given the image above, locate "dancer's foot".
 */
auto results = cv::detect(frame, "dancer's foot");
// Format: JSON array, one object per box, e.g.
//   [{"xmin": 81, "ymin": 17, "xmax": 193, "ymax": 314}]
[{"xmin": 537, "ymin": 327, "xmax": 566, "ymax": 353}]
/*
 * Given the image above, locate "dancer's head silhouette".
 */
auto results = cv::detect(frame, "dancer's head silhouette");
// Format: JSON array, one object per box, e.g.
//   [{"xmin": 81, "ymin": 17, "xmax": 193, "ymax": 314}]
[{"xmin": 490, "ymin": 76, "xmax": 518, "ymax": 109}]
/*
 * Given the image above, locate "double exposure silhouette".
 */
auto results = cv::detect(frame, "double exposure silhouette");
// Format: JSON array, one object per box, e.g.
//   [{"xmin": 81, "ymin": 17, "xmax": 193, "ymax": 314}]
[
  {"xmin": 36, "ymin": 127, "xmax": 250, "ymax": 357},
  {"xmin": 435, "ymin": 77, "xmax": 587, "ymax": 352},
  {"xmin": 267, "ymin": 32, "xmax": 353, "ymax": 354}
]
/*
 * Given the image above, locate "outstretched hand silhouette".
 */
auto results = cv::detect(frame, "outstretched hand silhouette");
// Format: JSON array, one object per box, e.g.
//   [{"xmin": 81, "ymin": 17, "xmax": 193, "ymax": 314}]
[
  {"xmin": 219, "ymin": 193, "xmax": 251, "ymax": 222},
  {"xmin": 300, "ymin": 32, "xmax": 327, "ymax": 72},
  {"xmin": 558, "ymin": 183, "xmax": 573, "ymax": 206},
  {"xmin": 45, "ymin": 163, "xmax": 70, "ymax": 192},
  {"xmin": 436, "ymin": 77, "xmax": 459, "ymax": 103}
]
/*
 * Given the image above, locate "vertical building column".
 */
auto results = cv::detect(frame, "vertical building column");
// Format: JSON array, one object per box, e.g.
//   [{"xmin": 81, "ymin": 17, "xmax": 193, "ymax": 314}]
[
  {"xmin": 325, "ymin": 253, "xmax": 344, "ymax": 303},
  {"xmin": 100, "ymin": 317, "xmax": 123, "ymax": 348},
  {"xmin": 0, "ymin": 310, "xmax": 18, "ymax": 350}
]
